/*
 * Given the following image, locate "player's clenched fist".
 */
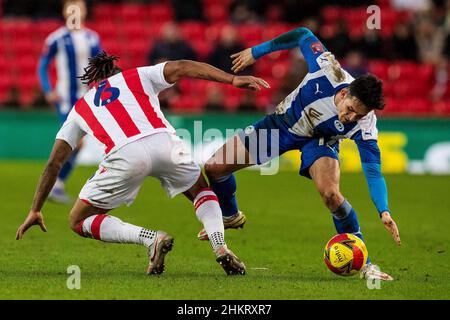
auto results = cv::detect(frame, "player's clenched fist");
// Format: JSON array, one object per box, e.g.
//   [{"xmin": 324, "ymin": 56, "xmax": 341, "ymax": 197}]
[
  {"xmin": 231, "ymin": 48, "xmax": 256, "ymax": 74},
  {"xmin": 16, "ymin": 210, "xmax": 47, "ymax": 240},
  {"xmin": 380, "ymin": 212, "xmax": 401, "ymax": 246}
]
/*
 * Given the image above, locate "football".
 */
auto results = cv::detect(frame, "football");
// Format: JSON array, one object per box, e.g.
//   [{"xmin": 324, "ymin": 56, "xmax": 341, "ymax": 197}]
[{"xmin": 324, "ymin": 233, "xmax": 368, "ymax": 276}]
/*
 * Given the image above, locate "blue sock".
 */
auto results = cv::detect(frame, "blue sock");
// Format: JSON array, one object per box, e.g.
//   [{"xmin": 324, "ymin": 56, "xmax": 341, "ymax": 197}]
[
  {"xmin": 209, "ymin": 174, "xmax": 238, "ymax": 217},
  {"xmin": 332, "ymin": 199, "xmax": 371, "ymax": 264},
  {"xmin": 58, "ymin": 149, "xmax": 79, "ymax": 182}
]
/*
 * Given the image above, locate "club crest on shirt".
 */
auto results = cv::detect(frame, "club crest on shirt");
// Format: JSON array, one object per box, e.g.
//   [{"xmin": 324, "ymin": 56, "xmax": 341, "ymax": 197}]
[
  {"xmin": 310, "ymin": 41, "xmax": 324, "ymax": 54},
  {"xmin": 244, "ymin": 125, "xmax": 255, "ymax": 135},
  {"xmin": 334, "ymin": 120, "xmax": 344, "ymax": 132}
]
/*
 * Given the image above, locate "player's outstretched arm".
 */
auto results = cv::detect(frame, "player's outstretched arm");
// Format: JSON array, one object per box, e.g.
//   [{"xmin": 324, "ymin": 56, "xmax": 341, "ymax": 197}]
[
  {"xmin": 231, "ymin": 27, "xmax": 318, "ymax": 73},
  {"xmin": 16, "ymin": 140, "xmax": 73, "ymax": 240},
  {"xmin": 356, "ymin": 139, "xmax": 401, "ymax": 246},
  {"xmin": 163, "ymin": 60, "xmax": 270, "ymax": 91}
]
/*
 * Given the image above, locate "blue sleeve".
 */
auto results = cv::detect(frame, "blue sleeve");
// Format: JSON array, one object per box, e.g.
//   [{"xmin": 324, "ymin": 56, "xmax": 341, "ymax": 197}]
[
  {"xmin": 353, "ymin": 133, "xmax": 390, "ymax": 215},
  {"xmin": 251, "ymin": 27, "xmax": 327, "ymax": 72},
  {"xmin": 37, "ymin": 39, "xmax": 58, "ymax": 94}
]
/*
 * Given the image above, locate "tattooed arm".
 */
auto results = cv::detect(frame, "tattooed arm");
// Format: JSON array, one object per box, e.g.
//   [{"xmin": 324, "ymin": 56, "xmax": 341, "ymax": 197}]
[{"xmin": 162, "ymin": 60, "xmax": 270, "ymax": 91}]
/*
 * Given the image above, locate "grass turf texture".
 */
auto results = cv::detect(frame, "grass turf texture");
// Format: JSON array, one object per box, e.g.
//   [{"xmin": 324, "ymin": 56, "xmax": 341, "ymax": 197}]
[{"xmin": 0, "ymin": 161, "xmax": 449, "ymax": 300}]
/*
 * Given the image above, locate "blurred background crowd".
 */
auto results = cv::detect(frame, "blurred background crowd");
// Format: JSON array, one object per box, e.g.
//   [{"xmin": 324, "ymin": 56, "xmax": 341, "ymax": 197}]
[{"xmin": 1, "ymin": 0, "xmax": 449, "ymax": 115}]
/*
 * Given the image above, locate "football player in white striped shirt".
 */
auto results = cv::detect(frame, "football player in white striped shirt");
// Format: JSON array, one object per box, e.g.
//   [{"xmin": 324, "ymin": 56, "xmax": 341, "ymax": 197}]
[{"xmin": 17, "ymin": 52, "xmax": 270, "ymax": 275}]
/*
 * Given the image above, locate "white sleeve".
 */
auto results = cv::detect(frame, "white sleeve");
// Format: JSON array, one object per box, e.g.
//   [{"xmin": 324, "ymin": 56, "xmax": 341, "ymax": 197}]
[
  {"xmin": 359, "ymin": 111, "xmax": 379, "ymax": 141},
  {"xmin": 316, "ymin": 52, "xmax": 355, "ymax": 87},
  {"xmin": 139, "ymin": 62, "xmax": 174, "ymax": 95},
  {"xmin": 55, "ymin": 111, "xmax": 86, "ymax": 149}
]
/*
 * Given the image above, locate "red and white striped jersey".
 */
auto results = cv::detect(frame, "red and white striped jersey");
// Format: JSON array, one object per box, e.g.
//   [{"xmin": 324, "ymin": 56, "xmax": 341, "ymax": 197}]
[{"xmin": 56, "ymin": 62, "xmax": 176, "ymax": 155}]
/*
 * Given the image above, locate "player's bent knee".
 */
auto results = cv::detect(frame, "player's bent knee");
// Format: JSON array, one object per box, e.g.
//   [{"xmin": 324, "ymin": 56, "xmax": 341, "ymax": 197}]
[{"xmin": 204, "ymin": 162, "xmax": 227, "ymax": 181}]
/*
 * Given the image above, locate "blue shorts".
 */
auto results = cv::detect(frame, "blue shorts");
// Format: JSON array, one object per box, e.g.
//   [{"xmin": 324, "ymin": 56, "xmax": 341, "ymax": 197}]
[{"xmin": 238, "ymin": 113, "xmax": 339, "ymax": 179}]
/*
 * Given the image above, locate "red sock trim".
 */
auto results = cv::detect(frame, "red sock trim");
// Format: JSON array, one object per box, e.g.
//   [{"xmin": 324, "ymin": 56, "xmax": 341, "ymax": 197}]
[
  {"xmin": 197, "ymin": 187, "xmax": 212, "ymax": 194},
  {"xmin": 91, "ymin": 214, "xmax": 108, "ymax": 240},
  {"xmin": 194, "ymin": 194, "xmax": 219, "ymax": 211},
  {"xmin": 76, "ymin": 219, "xmax": 86, "ymax": 237}
]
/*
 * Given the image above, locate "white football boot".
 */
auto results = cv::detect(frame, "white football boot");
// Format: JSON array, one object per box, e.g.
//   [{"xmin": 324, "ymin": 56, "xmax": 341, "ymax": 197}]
[
  {"xmin": 360, "ymin": 263, "xmax": 394, "ymax": 281},
  {"xmin": 197, "ymin": 211, "xmax": 247, "ymax": 241},
  {"xmin": 147, "ymin": 231, "xmax": 174, "ymax": 275},
  {"xmin": 215, "ymin": 245, "xmax": 246, "ymax": 275}
]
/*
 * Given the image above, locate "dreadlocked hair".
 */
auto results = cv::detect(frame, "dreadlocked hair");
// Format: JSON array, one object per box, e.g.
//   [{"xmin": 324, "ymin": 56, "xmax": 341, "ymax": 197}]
[{"xmin": 79, "ymin": 51, "xmax": 122, "ymax": 85}]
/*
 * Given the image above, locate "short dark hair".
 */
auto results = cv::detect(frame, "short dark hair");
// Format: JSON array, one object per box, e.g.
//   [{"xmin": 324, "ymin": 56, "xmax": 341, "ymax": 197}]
[
  {"xmin": 79, "ymin": 51, "xmax": 122, "ymax": 85},
  {"xmin": 348, "ymin": 74, "xmax": 385, "ymax": 110}
]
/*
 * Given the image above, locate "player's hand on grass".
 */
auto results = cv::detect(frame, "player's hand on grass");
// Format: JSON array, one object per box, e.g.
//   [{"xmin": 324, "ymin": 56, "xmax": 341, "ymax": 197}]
[
  {"xmin": 231, "ymin": 48, "xmax": 256, "ymax": 73},
  {"xmin": 232, "ymin": 76, "xmax": 270, "ymax": 91},
  {"xmin": 16, "ymin": 210, "xmax": 47, "ymax": 240},
  {"xmin": 380, "ymin": 211, "xmax": 401, "ymax": 246},
  {"xmin": 45, "ymin": 91, "xmax": 61, "ymax": 105}
]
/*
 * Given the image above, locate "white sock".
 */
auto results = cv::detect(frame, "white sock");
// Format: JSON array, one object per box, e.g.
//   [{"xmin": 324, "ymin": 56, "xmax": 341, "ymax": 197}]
[
  {"xmin": 54, "ymin": 178, "xmax": 65, "ymax": 190},
  {"xmin": 194, "ymin": 188, "xmax": 226, "ymax": 251},
  {"xmin": 77, "ymin": 214, "xmax": 156, "ymax": 247}
]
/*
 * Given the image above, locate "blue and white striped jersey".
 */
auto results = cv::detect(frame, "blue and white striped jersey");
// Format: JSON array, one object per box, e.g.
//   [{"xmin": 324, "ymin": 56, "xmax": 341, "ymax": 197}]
[
  {"xmin": 274, "ymin": 49, "xmax": 378, "ymax": 150},
  {"xmin": 38, "ymin": 26, "xmax": 102, "ymax": 120}
]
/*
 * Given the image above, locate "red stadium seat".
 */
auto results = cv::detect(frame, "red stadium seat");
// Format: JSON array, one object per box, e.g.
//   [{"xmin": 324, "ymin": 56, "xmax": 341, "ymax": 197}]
[
  {"xmin": 170, "ymin": 95, "xmax": 205, "ymax": 113},
  {"xmin": 180, "ymin": 22, "xmax": 205, "ymax": 42},
  {"xmin": 122, "ymin": 23, "xmax": 149, "ymax": 40},
  {"xmin": 120, "ymin": 4, "xmax": 148, "ymax": 22},
  {"xmin": 204, "ymin": 0, "xmax": 232, "ymax": 8},
  {"xmin": 191, "ymin": 40, "xmax": 212, "ymax": 60},
  {"xmin": 368, "ymin": 60, "xmax": 389, "ymax": 80},
  {"xmin": 204, "ymin": 23, "xmax": 228, "ymax": 43},
  {"xmin": 262, "ymin": 23, "xmax": 291, "ymax": 42},
  {"xmin": 92, "ymin": 3, "xmax": 117, "ymax": 21},
  {"xmin": 94, "ymin": 21, "xmax": 119, "ymax": 39},
  {"xmin": 321, "ymin": 6, "xmax": 342, "ymax": 24},
  {"xmin": 205, "ymin": 4, "xmax": 229, "ymax": 23},
  {"xmin": 238, "ymin": 24, "xmax": 263, "ymax": 46},
  {"xmin": 402, "ymin": 98, "xmax": 432, "ymax": 114},
  {"xmin": 147, "ymin": 4, "xmax": 174, "ymax": 24},
  {"xmin": 16, "ymin": 56, "xmax": 37, "ymax": 75},
  {"xmin": 433, "ymin": 100, "xmax": 450, "ymax": 115}
]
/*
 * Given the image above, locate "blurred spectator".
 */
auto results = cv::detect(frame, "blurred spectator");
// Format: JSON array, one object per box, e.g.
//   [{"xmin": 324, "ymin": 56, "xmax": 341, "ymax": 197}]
[
  {"xmin": 323, "ymin": 19, "xmax": 352, "ymax": 59},
  {"xmin": 171, "ymin": 0, "xmax": 204, "ymax": 21},
  {"xmin": 280, "ymin": 0, "xmax": 320, "ymax": 23},
  {"xmin": 357, "ymin": 28, "xmax": 384, "ymax": 60},
  {"xmin": 392, "ymin": 0, "xmax": 433, "ymax": 12},
  {"xmin": 389, "ymin": 22, "xmax": 419, "ymax": 61},
  {"xmin": 415, "ymin": 18, "xmax": 446, "ymax": 64},
  {"xmin": 265, "ymin": 5, "xmax": 284, "ymax": 23},
  {"xmin": 237, "ymin": 91, "xmax": 258, "ymax": 112},
  {"xmin": 2, "ymin": 87, "xmax": 21, "ymax": 109},
  {"xmin": 431, "ymin": 57, "xmax": 449, "ymax": 103},
  {"xmin": 148, "ymin": 22, "xmax": 198, "ymax": 64},
  {"xmin": 208, "ymin": 25, "xmax": 252, "ymax": 74},
  {"xmin": 273, "ymin": 50, "xmax": 307, "ymax": 108},
  {"xmin": 342, "ymin": 50, "xmax": 368, "ymax": 78},
  {"xmin": 230, "ymin": 0, "xmax": 262, "ymax": 24},
  {"xmin": 205, "ymin": 85, "xmax": 225, "ymax": 111}
]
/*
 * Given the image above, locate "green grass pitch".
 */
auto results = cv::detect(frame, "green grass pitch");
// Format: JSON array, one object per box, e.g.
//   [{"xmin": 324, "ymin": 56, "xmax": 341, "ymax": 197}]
[{"xmin": 0, "ymin": 161, "xmax": 449, "ymax": 299}]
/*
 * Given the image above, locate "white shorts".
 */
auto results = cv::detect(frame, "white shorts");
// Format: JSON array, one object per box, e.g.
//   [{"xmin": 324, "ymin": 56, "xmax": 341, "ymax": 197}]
[{"xmin": 79, "ymin": 132, "xmax": 200, "ymax": 209}]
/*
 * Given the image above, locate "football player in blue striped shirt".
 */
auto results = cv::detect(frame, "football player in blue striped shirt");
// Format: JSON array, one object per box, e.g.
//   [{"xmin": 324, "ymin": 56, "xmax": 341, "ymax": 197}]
[
  {"xmin": 200, "ymin": 26, "xmax": 401, "ymax": 281},
  {"xmin": 38, "ymin": 0, "xmax": 102, "ymax": 203}
]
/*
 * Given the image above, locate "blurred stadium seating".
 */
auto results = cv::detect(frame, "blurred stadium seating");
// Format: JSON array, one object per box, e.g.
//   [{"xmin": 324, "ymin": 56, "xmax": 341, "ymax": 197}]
[{"xmin": 0, "ymin": 0, "xmax": 449, "ymax": 115}]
